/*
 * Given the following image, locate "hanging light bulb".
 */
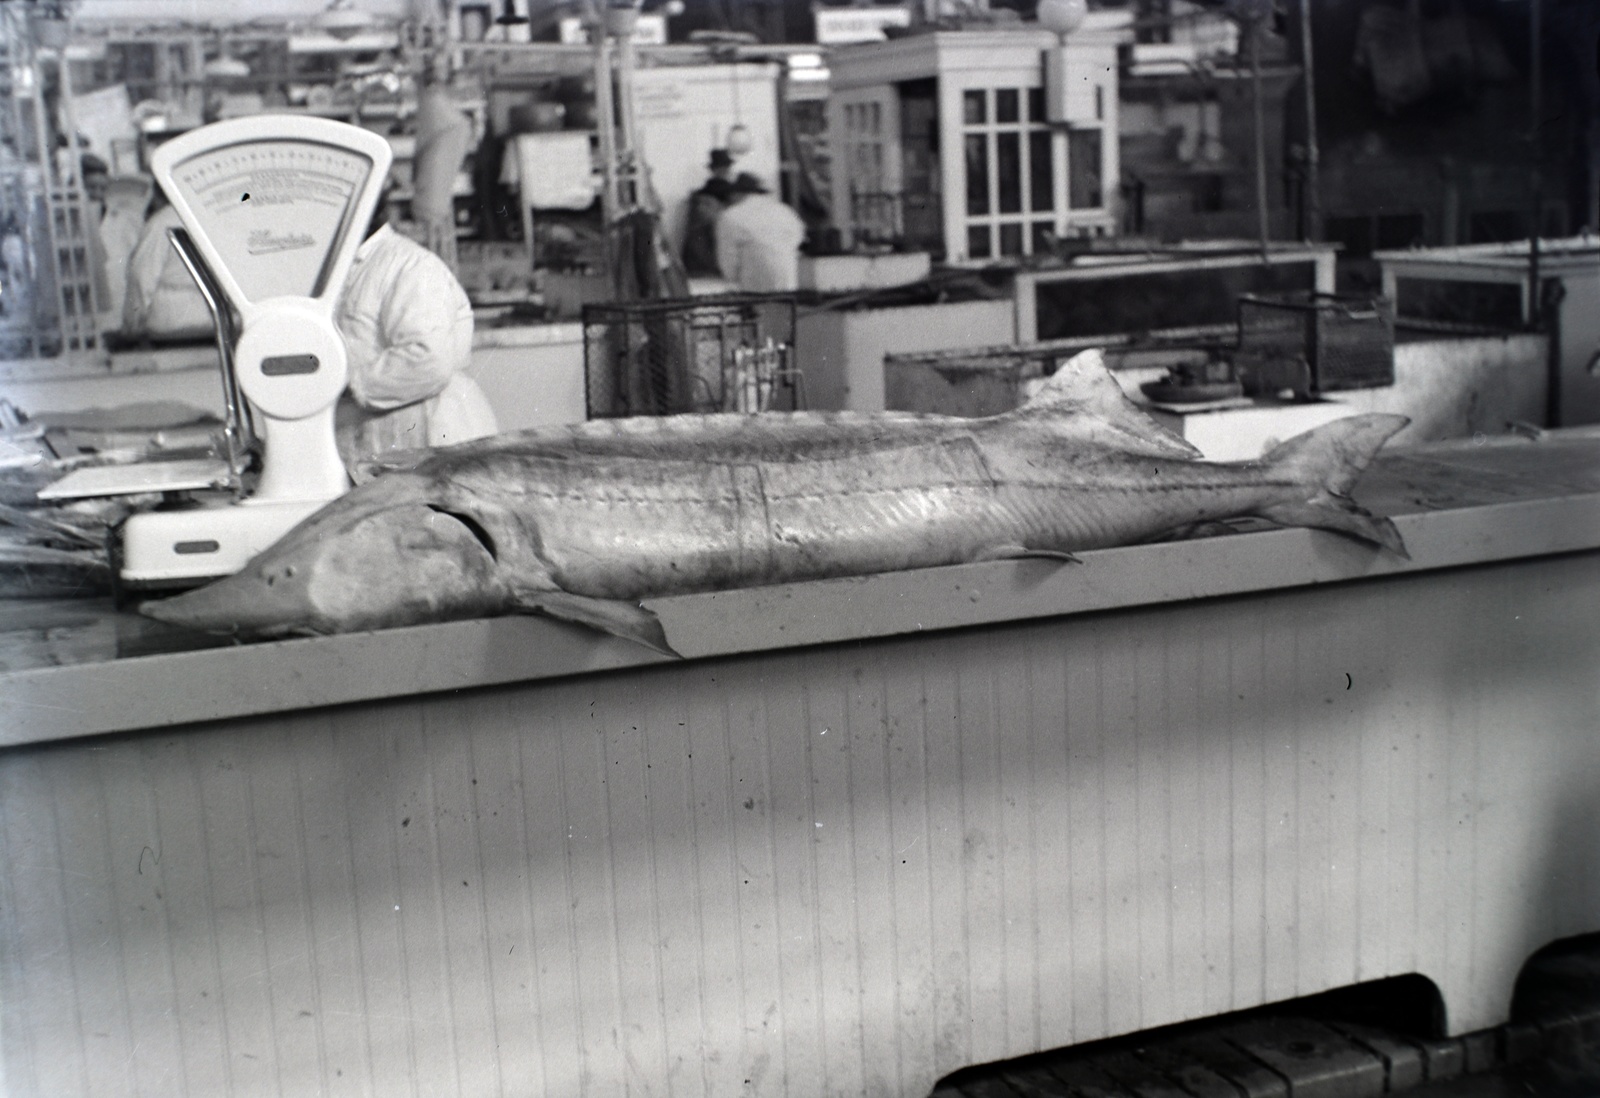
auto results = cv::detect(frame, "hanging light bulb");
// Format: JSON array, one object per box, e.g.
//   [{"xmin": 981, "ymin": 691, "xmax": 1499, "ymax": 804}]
[
  {"xmin": 1037, "ymin": 0, "xmax": 1088, "ymax": 39},
  {"xmin": 204, "ymin": 35, "xmax": 251, "ymax": 80},
  {"xmin": 314, "ymin": 0, "xmax": 376, "ymax": 39},
  {"xmin": 204, "ymin": 55, "xmax": 251, "ymax": 79},
  {"xmin": 725, "ymin": 64, "xmax": 751, "ymax": 155}
]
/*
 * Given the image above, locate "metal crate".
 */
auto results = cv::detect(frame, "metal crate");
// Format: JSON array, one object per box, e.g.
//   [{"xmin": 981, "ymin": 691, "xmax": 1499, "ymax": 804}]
[
  {"xmin": 583, "ymin": 295, "xmax": 802, "ymax": 418},
  {"xmin": 1236, "ymin": 291, "xmax": 1395, "ymax": 393}
]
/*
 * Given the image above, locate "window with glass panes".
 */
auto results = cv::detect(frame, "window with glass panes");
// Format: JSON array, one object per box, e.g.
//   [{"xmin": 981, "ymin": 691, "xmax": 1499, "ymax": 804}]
[
  {"xmin": 960, "ymin": 87, "xmax": 1056, "ymax": 260},
  {"xmin": 842, "ymin": 99, "xmax": 895, "ymax": 245}
]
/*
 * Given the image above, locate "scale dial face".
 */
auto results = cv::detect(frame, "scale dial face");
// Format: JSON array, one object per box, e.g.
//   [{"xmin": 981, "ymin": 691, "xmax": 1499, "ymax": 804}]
[{"xmin": 164, "ymin": 138, "xmax": 377, "ymax": 304}]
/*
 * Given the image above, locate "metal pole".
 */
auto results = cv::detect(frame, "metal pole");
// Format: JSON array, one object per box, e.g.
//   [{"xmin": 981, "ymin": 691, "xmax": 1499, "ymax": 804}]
[
  {"xmin": 615, "ymin": 7, "xmax": 639, "ymax": 212},
  {"xmin": 1528, "ymin": 0, "xmax": 1542, "ymax": 308},
  {"xmin": 1529, "ymin": 0, "xmax": 1554, "ymax": 424},
  {"xmin": 590, "ymin": 2, "xmax": 621, "ymax": 293},
  {"xmin": 1251, "ymin": 15, "xmax": 1270, "ymax": 262},
  {"xmin": 593, "ymin": 5, "xmax": 618, "ymax": 226},
  {"xmin": 1298, "ymin": 0, "xmax": 1320, "ymax": 243}
]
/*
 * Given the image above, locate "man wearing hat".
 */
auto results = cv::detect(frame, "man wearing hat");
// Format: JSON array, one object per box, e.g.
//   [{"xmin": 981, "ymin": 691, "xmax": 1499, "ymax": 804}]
[
  {"xmin": 681, "ymin": 148, "xmax": 735, "ymax": 278},
  {"xmin": 715, "ymin": 171, "xmax": 807, "ymax": 293}
]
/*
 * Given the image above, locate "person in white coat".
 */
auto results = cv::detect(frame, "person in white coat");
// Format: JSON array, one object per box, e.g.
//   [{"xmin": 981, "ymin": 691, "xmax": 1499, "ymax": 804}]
[
  {"xmin": 122, "ymin": 197, "xmax": 213, "ymax": 341},
  {"xmin": 714, "ymin": 172, "xmax": 806, "ymax": 293},
  {"xmin": 334, "ymin": 200, "xmax": 497, "ymax": 467}
]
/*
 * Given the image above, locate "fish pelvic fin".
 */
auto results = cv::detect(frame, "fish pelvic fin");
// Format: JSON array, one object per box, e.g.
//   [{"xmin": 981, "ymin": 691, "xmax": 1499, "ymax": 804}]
[
  {"xmin": 1257, "ymin": 413, "xmax": 1411, "ymax": 557},
  {"xmin": 973, "ymin": 543, "xmax": 1082, "ymax": 564},
  {"xmin": 512, "ymin": 586, "xmax": 680, "ymax": 657},
  {"xmin": 1020, "ymin": 348, "xmax": 1203, "ymax": 458}
]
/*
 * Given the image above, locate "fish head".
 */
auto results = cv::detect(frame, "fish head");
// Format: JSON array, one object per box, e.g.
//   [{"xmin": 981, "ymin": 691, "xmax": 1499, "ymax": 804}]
[{"xmin": 140, "ymin": 474, "xmax": 510, "ymax": 637}]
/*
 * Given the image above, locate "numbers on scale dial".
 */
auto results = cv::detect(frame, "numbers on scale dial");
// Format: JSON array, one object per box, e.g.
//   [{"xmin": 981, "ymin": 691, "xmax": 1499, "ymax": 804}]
[{"xmin": 170, "ymin": 140, "xmax": 376, "ymax": 302}]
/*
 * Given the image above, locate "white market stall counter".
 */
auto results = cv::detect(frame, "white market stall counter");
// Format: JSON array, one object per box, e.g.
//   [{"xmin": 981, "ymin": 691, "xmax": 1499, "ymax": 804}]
[{"xmin": 2, "ymin": 430, "xmax": 1599, "ymax": 1098}]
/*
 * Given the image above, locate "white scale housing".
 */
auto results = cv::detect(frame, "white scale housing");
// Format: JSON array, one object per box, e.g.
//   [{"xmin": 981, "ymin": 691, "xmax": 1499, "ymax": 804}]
[{"xmin": 118, "ymin": 116, "xmax": 393, "ymax": 585}]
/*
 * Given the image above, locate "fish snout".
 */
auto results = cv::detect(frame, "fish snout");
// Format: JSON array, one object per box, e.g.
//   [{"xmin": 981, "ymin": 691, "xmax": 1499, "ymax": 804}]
[{"xmin": 140, "ymin": 556, "xmax": 323, "ymax": 636}]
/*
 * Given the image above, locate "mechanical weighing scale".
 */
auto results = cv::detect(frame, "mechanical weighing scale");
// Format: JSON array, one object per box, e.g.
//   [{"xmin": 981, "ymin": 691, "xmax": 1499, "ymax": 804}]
[{"xmin": 42, "ymin": 115, "xmax": 393, "ymax": 586}]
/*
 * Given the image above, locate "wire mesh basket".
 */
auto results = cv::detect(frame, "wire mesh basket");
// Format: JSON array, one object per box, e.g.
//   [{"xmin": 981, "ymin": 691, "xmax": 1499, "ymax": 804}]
[
  {"xmin": 1236, "ymin": 291, "xmax": 1396, "ymax": 394},
  {"xmin": 583, "ymin": 295, "xmax": 803, "ymax": 418}
]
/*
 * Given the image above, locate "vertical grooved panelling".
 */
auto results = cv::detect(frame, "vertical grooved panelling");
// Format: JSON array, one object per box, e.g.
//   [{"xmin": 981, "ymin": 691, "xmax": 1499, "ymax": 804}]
[
  {"xmin": 1027, "ymin": 640, "xmax": 1070, "ymax": 1044},
  {"xmin": 1412, "ymin": 608, "xmax": 1450, "ymax": 1010},
  {"xmin": 1164, "ymin": 615, "xmax": 1206, "ymax": 1025},
  {"xmin": 1292, "ymin": 623, "xmax": 1327, "ymax": 999},
  {"xmin": 884, "ymin": 646, "xmax": 935, "ymax": 1092},
  {"xmin": 91, "ymin": 746, "xmax": 139, "ymax": 1096},
  {"xmin": 238, "ymin": 728, "xmax": 308, "ymax": 1096},
  {"xmin": 527, "ymin": 686, "xmax": 583, "ymax": 1095},
  {"xmin": 724, "ymin": 663, "xmax": 784, "ymax": 1093},
  {"xmin": 920, "ymin": 637, "xmax": 969, "ymax": 1079},
  {"xmin": 1227, "ymin": 608, "xmax": 1268, "ymax": 1009},
  {"xmin": 1134, "ymin": 623, "xmax": 1171, "ymax": 1030},
  {"xmin": 1353, "ymin": 598, "xmax": 1392, "ymax": 987},
  {"xmin": 761, "ymin": 656, "xmax": 821, "ymax": 1097},
  {"xmin": 1064, "ymin": 636, "xmax": 1106, "ymax": 1038},
  {"xmin": 805, "ymin": 650, "xmax": 863, "ymax": 1096},
  {"xmin": 994, "ymin": 640, "xmax": 1038, "ymax": 1055},
  {"xmin": 0, "ymin": 756, "xmax": 37, "ymax": 1098},
  {"xmin": 596, "ymin": 681, "xmax": 672, "ymax": 1094},
  {"xmin": 1325, "ymin": 606, "xmax": 1364, "ymax": 997},
  {"xmin": 648, "ymin": 677, "xmax": 710, "ymax": 1096},
  {"xmin": 339, "ymin": 712, "xmax": 401, "ymax": 1094},
  {"xmin": 1261, "ymin": 610, "xmax": 1300, "ymax": 1006},
  {"xmin": 579, "ymin": 683, "xmax": 632, "ymax": 1091},
  {"xmin": 284, "ymin": 728, "xmax": 332, "ymax": 1094},
  {"xmin": 847, "ymin": 647, "xmax": 899, "ymax": 1097},
  {"xmin": 476, "ymin": 696, "xmax": 547, "ymax": 1096},
  {"xmin": 1099, "ymin": 623, "xmax": 1141, "ymax": 1037},
  {"xmin": 428, "ymin": 701, "xmax": 501, "ymax": 1096},
  {"xmin": 1196, "ymin": 611, "xmax": 1235, "ymax": 1019},
  {"xmin": 4, "ymin": 556, "xmax": 1599, "ymax": 1097},
  {"xmin": 956, "ymin": 635, "xmax": 1007, "ymax": 1063},
  {"xmin": 298, "ymin": 715, "xmax": 372, "ymax": 1095}
]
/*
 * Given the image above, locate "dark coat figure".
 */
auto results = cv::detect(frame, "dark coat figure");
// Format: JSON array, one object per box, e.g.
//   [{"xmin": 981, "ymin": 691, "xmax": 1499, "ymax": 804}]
[{"xmin": 682, "ymin": 149, "xmax": 734, "ymax": 277}]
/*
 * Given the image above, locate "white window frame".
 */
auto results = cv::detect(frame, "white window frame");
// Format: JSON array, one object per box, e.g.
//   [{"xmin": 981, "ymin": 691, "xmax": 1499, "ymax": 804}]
[{"xmin": 957, "ymin": 86, "xmax": 1061, "ymax": 261}]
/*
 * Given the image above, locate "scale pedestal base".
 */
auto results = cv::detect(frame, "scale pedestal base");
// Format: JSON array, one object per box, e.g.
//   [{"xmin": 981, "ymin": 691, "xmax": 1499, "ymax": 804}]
[{"xmin": 120, "ymin": 498, "xmax": 327, "ymax": 588}]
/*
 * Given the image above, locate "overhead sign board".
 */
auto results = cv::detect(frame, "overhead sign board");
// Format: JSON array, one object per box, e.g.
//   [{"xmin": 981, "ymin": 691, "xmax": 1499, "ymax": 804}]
[
  {"xmin": 813, "ymin": 5, "xmax": 912, "ymax": 45},
  {"xmin": 558, "ymin": 14, "xmax": 668, "ymax": 45}
]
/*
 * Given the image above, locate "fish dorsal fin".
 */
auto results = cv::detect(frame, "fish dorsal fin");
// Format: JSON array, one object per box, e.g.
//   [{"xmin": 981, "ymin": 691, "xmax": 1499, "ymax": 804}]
[{"xmin": 1019, "ymin": 348, "xmax": 1203, "ymax": 459}]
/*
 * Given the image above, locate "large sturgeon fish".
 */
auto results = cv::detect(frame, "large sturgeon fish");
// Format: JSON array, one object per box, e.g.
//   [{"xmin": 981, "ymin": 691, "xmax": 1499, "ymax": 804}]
[{"xmin": 141, "ymin": 351, "xmax": 1408, "ymax": 653}]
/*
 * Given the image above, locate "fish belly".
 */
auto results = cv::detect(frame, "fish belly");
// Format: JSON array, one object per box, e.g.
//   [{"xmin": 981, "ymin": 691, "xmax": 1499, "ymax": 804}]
[
  {"xmin": 514, "ymin": 438, "xmax": 1020, "ymax": 599},
  {"xmin": 983, "ymin": 443, "xmax": 1294, "ymax": 550}
]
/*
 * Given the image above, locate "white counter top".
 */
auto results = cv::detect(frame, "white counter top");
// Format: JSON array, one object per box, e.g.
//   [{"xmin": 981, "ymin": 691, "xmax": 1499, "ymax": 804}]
[{"xmin": 4, "ymin": 429, "xmax": 1600, "ymax": 747}]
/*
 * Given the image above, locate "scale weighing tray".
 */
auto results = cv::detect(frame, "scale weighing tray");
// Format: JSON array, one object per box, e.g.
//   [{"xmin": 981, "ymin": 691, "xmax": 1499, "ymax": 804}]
[{"xmin": 38, "ymin": 458, "xmax": 234, "ymax": 501}]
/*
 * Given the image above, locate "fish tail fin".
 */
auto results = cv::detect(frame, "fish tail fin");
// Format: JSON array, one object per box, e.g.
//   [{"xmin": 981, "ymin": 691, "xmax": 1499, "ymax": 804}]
[{"xmin": 1257, "ymin": 413, "xmax": 1411, "ymax": 557}]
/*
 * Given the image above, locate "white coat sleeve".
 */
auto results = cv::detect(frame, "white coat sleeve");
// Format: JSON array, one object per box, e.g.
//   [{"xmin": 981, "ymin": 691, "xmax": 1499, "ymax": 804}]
[
  {"xmin": 715, "ymin": 210, "xmax": 741, "ymax": 288},
  {"xmin": 121, "ymin": 218, "xmax": 168, "ymax": 333},
  {"xmin": 347, "ymin": 253, "xmax": 475, "ymax": 411}
]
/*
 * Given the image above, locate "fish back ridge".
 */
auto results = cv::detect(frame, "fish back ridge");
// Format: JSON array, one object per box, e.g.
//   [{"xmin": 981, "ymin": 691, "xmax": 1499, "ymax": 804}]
[
  {"xmin": 1017, "ymin": 348, "xmax": 1202, "ymax": 458},
  {"xmin": 1256, "ymin": 413, "xmax": 1411, "ymax": 556}
]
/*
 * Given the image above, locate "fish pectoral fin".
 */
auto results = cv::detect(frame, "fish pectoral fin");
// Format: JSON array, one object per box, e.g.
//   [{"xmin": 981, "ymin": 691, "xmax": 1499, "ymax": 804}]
[
  {"xmin": 512, "ymin": 587, "xmax": 680, "ymax": 657},
  {"xmin": 973, "ymin": 543, "xmax": 1082, "ymax": 564}
]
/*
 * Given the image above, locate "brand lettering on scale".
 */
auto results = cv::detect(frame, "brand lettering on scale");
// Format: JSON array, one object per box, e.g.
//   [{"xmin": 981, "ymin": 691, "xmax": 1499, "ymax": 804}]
[{"xmin": 247, "ymin": 228, "xmax": 317, "ymax": 255}]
